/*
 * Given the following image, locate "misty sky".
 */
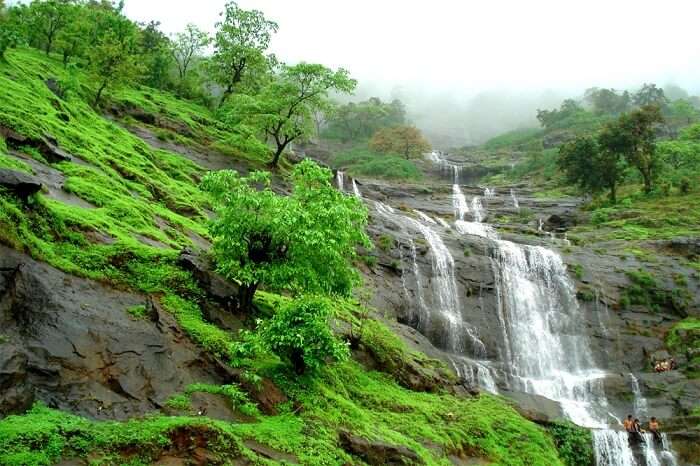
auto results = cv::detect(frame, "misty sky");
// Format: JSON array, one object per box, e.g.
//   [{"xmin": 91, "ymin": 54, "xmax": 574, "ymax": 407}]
[{"xmin": 123, "ymin": 0, "xmax": 700, "ymax": 145}]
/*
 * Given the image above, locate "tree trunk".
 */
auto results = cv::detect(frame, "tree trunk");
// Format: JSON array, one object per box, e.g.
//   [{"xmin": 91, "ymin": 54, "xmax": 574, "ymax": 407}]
[
  {"xmin": 93, "ymin": 81, "xmax": 108, "ymax": 107},
  {"xmin": 609, "ymin": 183, "xmax": 617, "ymax": 203},
  {"xmin": 642, "ymin": 171, "xmax": 653, "ymax": 193},
  {"xmin": 270, "ymin": 140, "xmax": 290, "ymax": 167},
  {"xmin": 290, "ymin": 348, "xmax": 306, "ymax": 375},
  {"xmin": 238, "ymin": 283, "xmax": 258, "ymax": 314}
]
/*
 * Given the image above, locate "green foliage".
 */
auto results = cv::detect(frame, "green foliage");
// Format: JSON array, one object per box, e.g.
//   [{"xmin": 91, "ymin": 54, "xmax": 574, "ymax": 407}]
[
  {"xmin": 323, "ymin": 97, "xmax": 406, "ymax": 142},
  {"xmin": 259, "ymin": 295, "xmax": 349, "ymax": 375},
  {"xmin": 622, "ymin": 269, "xmax": 690, "ymax": 315},
  {"xmin": 0, "ymin": 2, "xmax": 22, "ymax": 59},
  {"xmin": 584, "ymin": 87, "xmax": 631, "ymax": 115},
  {"xmin": 332, "ymin": 145, "xmax": 423, "ymax": 181},
  {"xmin": 666, "ymin": 317, "xmax": 700, "ymax": 378},
  {"xmin": 221, "ymin": 62, "xmax": 356, "ymax": 165},
  {"xmin": 171, "ymin": 23, "xmax": 210, "ymax": 82},
  {"xmin": 483, "ymin": 127, "xmax": 542, "ymax": 150},
  {"xmin": 558, "ymin": 136, "xmax": 626, "ymax": 202},
  {"xmin": 209, "ymin": 0, "xmax": 278, "ymax": 101},
  {"xmin": 202, "ymin": 160, "xmax": 371, "ymax": 310},
  {"xmin": 377, "ymin": 233, "xmax": 394, "ymax": 251},
  {"xmin": 126, "ymin": 304, "xmax": 148, "ymax": 319},
  {"xmin": 165, "ymin": 393, "xmax": 191, "ymax": 410},
  {"xmin": 570, "ymin": 264, "xmax": 584, "ymax": 280},
  {"xmin": 547, "ymin": 421, "xmax": 594, "ymax": 466}
]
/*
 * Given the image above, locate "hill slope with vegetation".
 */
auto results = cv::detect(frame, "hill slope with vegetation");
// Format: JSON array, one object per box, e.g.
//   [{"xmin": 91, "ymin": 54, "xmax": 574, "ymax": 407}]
[{"xmin": 0, "ymin": 1, "xmax": 580, "ymax": 465}]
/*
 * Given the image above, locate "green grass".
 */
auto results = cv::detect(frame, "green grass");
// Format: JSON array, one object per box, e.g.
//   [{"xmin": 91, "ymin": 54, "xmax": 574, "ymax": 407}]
[
  {"xmin": 666, "ymin": 318, "xmax": 700, "ymax": 378},
  {"xmin": 332, "ymin": 145, "xmax": 423, "ymax": 181},
  {"xmin": 483, "ymin": 127, "xmax": 542, "ymax": 150}
]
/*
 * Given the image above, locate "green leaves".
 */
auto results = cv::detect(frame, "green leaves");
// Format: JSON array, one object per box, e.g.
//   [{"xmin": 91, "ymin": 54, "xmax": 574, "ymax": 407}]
[
  {"xmin": 202, "ymin": 159, "xmax": 370, "ymax": 300},
  {"xmin": 259, "ymin": 295, "xmax": 349, "ymax": 374}
]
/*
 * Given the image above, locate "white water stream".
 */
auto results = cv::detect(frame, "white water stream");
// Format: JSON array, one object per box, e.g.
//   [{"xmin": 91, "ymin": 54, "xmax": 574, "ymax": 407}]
[{"xmin": 347, "ymin": 158, "xmax": 678, "ymax": 465}]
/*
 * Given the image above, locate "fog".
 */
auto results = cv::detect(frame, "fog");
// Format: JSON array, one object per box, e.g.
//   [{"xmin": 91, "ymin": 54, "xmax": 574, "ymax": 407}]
[{"xmin": 124, "ymin": 0, "xmax": 700, "ymax": 146}]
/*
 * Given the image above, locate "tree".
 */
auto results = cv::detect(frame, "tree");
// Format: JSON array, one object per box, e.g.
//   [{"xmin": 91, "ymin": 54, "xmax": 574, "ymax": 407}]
[
  {"xmin": 138, "ymin": 20, "xmax": 173, "ymax": 89},
  {"xmin": 598, "ymin": 105, "xmax": 664, "ymax": 193},
  {"xmin": 583, "ymin": 87, "xmax": 630, "ymax": 115},
  {"xmin": 536, "ymin": 99, "xmax": 585, "ymax": 129},
  {"xmin": 171, "ymin": 23, "xmax": 210, "ymax": 81},
  {"xmin": 201, "ymin": 159, "xmax": 370, "ymax": 313},
  {"xmin": 88, "ymin": 11, "xmax": 142, "ymax": 106},
  {"xmin": 633, "ymin": 83, "xmax": 667, "ymax": 107},
  {"xmin": 0, "ymin": 1, "xmax": 22, "ymax": 60},
  {"xmin": 259, "ymin": 296, "xmax": 349, "ymax": 375},
  {"xmin": 223, "ymin": 63, "xmax": 356, "ymax": 166},
  {"xmin": 210, "ymin": 1, "xmax": 278, "ymax": 104},
  {"xmin": 324, "ymin": 97, "xmax": 407, "ymax": 142},
  {"xmin": 557, "ymin": 136, "xmax": 625, "ymax": 202},
  {"xmin": 28, "ymin": 0, "xmax": 74, "ymax": 55},
  {"xmin": 55, "ymin": 3, "xmax": 86, "ymax": 66},
  {"xmin": 666, "ymin": 99, "xmax": 698, "ymax": 126},
  {"xmin": 369, "ymin": 125, "xmax": 431, "ymax": 159}
]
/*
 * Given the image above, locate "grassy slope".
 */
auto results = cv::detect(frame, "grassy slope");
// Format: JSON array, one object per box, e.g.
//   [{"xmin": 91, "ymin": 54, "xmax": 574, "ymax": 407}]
[{"xmin": 0, "ymin": 48, "xmax": 568, "ymax": 465}]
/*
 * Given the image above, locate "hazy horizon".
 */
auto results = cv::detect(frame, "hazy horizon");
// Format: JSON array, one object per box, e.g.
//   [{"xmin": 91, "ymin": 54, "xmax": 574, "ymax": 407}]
[{"xmin": 122, "ymin": 0, "xmax": 700, "ymax": 146}]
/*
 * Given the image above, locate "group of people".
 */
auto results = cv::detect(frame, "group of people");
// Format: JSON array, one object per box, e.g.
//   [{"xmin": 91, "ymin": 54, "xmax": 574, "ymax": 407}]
[
  {"xmin": 654, "ymin": 358, "xmax": 677, "ymax": 373},
  {"xmin": 624, "ymin": 415, "xmax": 662, "ymax": 443}
]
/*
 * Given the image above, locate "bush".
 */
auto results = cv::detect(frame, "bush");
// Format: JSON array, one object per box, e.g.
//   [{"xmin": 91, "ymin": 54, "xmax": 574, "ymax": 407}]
[
  {"xmin": 680, "ymin": 177, "xmax": 691, "ymax": 194},
  {"xmin": 259, "ymin": 296, "xmax": 349, "ymax": 375},
  {"xmin": 332, "ymin": 146, "xmax": 423, "ymax": 181},
  {"xmin": 548, "ymin": 421, "xmax": 594, "ymax": 466}
]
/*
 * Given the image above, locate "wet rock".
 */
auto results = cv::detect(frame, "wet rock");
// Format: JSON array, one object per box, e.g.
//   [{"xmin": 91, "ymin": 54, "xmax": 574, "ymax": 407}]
[
  {"xmin": 502, "ymin": 390, "xmax": 565, "ymax": 424},
  {"xmin": 0, "ymin": 125, "xmax": 72, "ymax": 164},
  {"xmin": 665, "ymin": 237, "xmax": 700, "ymax": 259},
  {"xmin": 45, "ymin": 78, "xmax": 65, "ymax": 99},
  {"xmin": 338, "ymin": 430, "xmax": 423, "ymax": 465},
  {"xmin": 243, "ymin": 439, "xmax": 298, "ymax": 464},
  {"xmin": 177, "ymin": 248, "xmax": 239, "ymax": 311},
  {"xmin": 0, "ymin": 169, "xmax": 42, "ymax": 198},
  {"xmin": 0, "ymin": 246, "xmax": 232, "ymax": 420}
]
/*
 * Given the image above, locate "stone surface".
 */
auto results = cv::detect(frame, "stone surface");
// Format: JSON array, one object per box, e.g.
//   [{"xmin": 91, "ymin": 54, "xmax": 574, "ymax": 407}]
[
  {"xmin": 0, "ymin": 245, "xmax": 233, "ymax": 420},
  {"xmin": 0, "ymin": 168, "xmax": 42, "ymax": 198},
  {"xmin": 177, "ymin": 248, "xmax": 239, "ymax": 311},
  {"xmin": 339, "ymin": 430, "xmax": 423, "ymax": 465},
  {"xmin": 0, "ymin": 124, "xmax": 72, "ymax": 163}
]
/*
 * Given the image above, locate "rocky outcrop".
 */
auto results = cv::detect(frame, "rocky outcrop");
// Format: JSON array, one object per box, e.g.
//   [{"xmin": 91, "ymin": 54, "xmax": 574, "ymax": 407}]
[
  {"xmin": 339, "ymin": 430, "xmax": 423, "ymax": 465},
  {"xmin": 0, "ymin": 245, "xmax": 234, "ymax": 420},
  {"xmin": 177, "ymin": 248, "xmax": 239, "ymax": 312},
  {"xmin": 0, "ymin": 169, "xmax": 42, "ymax": 198},
  {"xmin": 0, "ymin": 125, "xmax": 72, "ymax": 164}
]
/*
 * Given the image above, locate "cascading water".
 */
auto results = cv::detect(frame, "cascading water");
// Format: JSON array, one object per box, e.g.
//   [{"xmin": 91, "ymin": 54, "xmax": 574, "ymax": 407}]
[
  {"xmin": 336, "ymin": 170, "xmax": 345, "ymax": 191},
  {"xmin": 424, "ymin": 156, "xmax": 677, "ymax": 466},
  {"xmin": 510, "ymin": 188, "xmax": 520, "ymax": 209},
  {"xmin": 352, "ymin": 179, "xmax": 362, "ymax": 198}
]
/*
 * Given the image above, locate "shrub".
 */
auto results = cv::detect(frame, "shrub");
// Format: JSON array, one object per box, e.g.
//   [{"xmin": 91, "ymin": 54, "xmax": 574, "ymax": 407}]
[
  {"xmin": 548, "ymin": 421, "xmax": 594, "ymax": 466},
  {"xmin": 680, "ymin": 177, "xmax": 691, "ymax": 194},
  {"xmin": 259, "ymin": 296, "xmax": 349, "ymax": 375}
]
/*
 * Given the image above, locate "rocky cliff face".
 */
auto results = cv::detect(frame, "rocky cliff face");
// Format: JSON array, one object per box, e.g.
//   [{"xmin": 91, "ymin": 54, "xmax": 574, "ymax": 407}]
[{"xmin": 353, "ymin": 177, "xmax": 700, "ymax": 464}]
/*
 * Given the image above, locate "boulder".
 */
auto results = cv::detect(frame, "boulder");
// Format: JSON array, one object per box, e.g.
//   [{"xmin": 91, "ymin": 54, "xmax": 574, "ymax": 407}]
[
  {"xmin": 501, "ymin": 390, "xmax": 565, "ymax": 424},
  {"xmin": 0, "ymin": 169, "xmax": 42, "ymax": 198},
  {"xmin": 177, "ymin": 249, "xmax": 239, "ymax": 311},
  {"xmin": 0, "ymin": 124, "xmax": 71, "ymax": 163},
  {"xmin": 0, "ymin": 246, "xmax": 233, "ymax": 420},
  {"xmin": 338, "ymin": 430, "xmax": 423, "ymax": 465}
]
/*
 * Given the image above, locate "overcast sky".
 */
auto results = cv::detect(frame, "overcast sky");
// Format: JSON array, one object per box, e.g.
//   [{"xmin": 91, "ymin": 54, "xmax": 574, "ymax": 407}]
[
  {"xmin": 122, "ymin": 0, "xmax": 700, "ymax": 145},
  {"xmin": 123, "ymin": 0, "xmax": 700, "ymax": 95}
]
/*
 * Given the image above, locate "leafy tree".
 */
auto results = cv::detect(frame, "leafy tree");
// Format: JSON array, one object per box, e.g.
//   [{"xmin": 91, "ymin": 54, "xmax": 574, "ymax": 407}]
[
  {"xmin": 54, "ymin": 3, "xmax": 86, "ymax": 66},
  {"xmin": 138, "ymin": 20, "xmax": 173, "ymax": 89},
  {"xmin": 557, "ymin": 135, "xmax": 625, "ymax": 202},
  {"xmin": 633, "ymin": 83, "xmax": 667, "ymax": 107},
  {"xmin": 598, "ymin": 105, "xmax": 664, "ymax": 193},
  {"xmin": 210, "ymin": 1, "xmax": 278, "ymax": 104},
  {"xmin": 201, "ymin": 159, "xmax": 370, "ymax": 312},
  {"xmin": 0, "ymin": 1, "xmax": 22, "ymax": 60},
  {"xmin": 584, "ymin": 87, "xmax": 630, "ymax": 115},
  {"xmin": 171, "ymin": 23, "xmax": 210, "ymax": 81},
  {"xmin": 369, "ymin": 125, "xmax": 431, "ymax": 159},
  {"xmin": 88, "ymin": 10, "xmax": 142, "ymax": 106},
  {"xmin": 259, "ymin": 296, "xmax": 349, "ymax": 374},
  {"xmin": 27, "ymin": 0, "xmax": 74, "ymax": 55},
  {"xmin": 223, "ymin": 63, "xmax": 356, "ymax": 166},
  {"xmin": 536, "ymin": 99, "xmax": 585, "ymax": 129},
  {"xmin": 325, "ymin": 97, "xmax": 407, "ymax": 142},
  {"xmin": 666, "ymin": 99, "xmax": 698, "ymax": 126}
]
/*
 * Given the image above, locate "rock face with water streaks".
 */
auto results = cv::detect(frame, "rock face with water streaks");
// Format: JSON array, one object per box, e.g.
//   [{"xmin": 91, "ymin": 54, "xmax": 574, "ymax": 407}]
[{"xmin": 354, "ymin": 172, "xmax": 700, "ymax": 465}]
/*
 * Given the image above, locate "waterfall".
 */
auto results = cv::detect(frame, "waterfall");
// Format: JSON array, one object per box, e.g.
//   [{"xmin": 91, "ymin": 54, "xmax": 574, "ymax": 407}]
[
  {"xmin": 510, "ymin": 188, "xmax": 520, "ymax": 209},
  {"xmin": 415, "ymin": 209, "xmax": 438, "ymax": 225},
  {"xmin": 628, "ymin": 374, "xmax": 648, "ymax": 418},
  {"xmin": 471, "ymin": 197, "xmax": 485, "ymax": 223},
  {"xmin": 484, "ymin": 187, "xmax": 495, "ymax": 198},
  {"xmin": 352, "ymin": 179, "xmax": 362, "ymax": 198},
  {"xmin": 336, "ymin": 170, "xmax": 345, "ymax": 191},
  {"xmin": 453, "ymin": 185, "xmax": 469, "ymax": 221}
]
